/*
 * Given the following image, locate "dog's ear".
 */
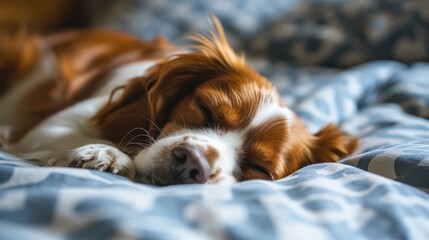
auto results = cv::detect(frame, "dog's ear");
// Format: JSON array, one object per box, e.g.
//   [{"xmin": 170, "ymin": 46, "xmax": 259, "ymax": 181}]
[
  {"xmin": 92, "ymin": 76, "xmax": 154, "ymax": 149},
  {"xmin": 305, "ymin": 124, "xmax": 359, "ymax": 166},
  {"xmin": 94, "ymin": 17, "xmax": 248, "ymax": 150}
]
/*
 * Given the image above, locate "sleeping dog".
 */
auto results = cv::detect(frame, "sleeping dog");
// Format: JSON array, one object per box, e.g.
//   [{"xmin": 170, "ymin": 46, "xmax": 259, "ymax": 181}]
[{"xmin": 0, "ymin": 19, "xmax": 358, "ymax": 185}]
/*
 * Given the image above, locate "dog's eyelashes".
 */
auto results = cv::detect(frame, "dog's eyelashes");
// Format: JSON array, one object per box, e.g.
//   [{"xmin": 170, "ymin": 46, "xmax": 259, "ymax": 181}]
[
  {"xmin": 195, "ymin": 98, "xmax": 214, "ymax": 126},
  {"xmin": 244, "ymin": 163, "xmax": 274, "ymax": 181},
  {"xmin": 151, "ymin": 178, "xmax": 163, "ymax": 186}
]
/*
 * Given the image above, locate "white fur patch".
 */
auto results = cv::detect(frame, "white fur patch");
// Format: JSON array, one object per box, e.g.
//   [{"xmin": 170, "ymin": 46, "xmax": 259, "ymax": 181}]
[
  {"xmin": 250, "ymin": 101, "xmax": 295, "ymax": 129},
  {"xmin": 134, "ymin": 98, "xmax": 296, "ymax": 185},
  {"xmin": 93, "ymin": 61, "xmax": 156, "ymax": 97},
  {"xmin": 133, "ymin": 129, "xmax": 243, "ymax": 185},
  {"xmin": 4, "ymin": 60, "xmax": 156, "ymax": 167},
  {"xmin": 69, "ymin": 144, "xmax": 135, "ymax": 179}
]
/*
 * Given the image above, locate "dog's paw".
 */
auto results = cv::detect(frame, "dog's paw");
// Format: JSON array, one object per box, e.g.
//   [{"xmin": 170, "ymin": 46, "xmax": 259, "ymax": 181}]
[{"xmin": 68, "ymin": 144, "xmax": 136, "ymax": 179}]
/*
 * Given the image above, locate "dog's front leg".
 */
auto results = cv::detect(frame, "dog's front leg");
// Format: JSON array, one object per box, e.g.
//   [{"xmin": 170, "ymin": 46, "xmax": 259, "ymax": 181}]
[
  {"xmin": 68, "ymin": 143, "xmax": 136, "ymax": 179},
  {"xmin": 8, "ymin": 134, "xmax": 136, "ymax": 179},
  {"xmin": 3, "ymin": 98, "xmax": 136, "ymax": 180},
  {"xmin": 7, "ymin": 135, "xmax": 136, "ymax": 179}
]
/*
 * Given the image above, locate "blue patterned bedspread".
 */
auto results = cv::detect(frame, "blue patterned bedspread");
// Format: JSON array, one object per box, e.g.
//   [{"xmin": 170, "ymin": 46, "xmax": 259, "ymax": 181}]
[{"xmin": 1, "ymin": 61, "xmax": 429, "ymax": 239}]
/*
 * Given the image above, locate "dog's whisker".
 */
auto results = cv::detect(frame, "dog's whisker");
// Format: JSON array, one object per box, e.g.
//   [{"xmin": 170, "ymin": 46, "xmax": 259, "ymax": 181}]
[
  {"xmin": 139, "ymin": 115, "xmax": 166, "ymax": 138},
  {"xmin": 119, "ymin": 127, "xmax": 155, "ymax": 148},
  {"xmin": 118, "ymin": 127, "xmax": 143, "ymax": 148},
  {"xmin": 127, "ymin": 144, "xmax": 152, "ymax": 154},
  {"xmin": 180, "ymin": 114, "xmax": 187, "ymax": 129},
  {"xmin": 127, "ymin": 145, "xmax": 150, "ymax": 154},
  {"xmin": 127, "ymin": 142, "xmax": 151, "ymax": 148},
  {"xmin": 124, "ymin": 132, "xmax": 155, "ymax": 148},
  {"xmin": 127, "ymin": 146, "xmax": 147, "ymax": 156}
]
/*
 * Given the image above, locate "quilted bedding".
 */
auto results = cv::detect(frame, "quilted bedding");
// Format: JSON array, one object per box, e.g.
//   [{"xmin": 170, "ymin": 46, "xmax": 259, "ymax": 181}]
[
  {"xmin": 1, "ymin": 61, "xmax": 429, "ymax": 239},
  {"xmin": 2, "ymin": 0, "xmax": 429, "ymax": 239}
]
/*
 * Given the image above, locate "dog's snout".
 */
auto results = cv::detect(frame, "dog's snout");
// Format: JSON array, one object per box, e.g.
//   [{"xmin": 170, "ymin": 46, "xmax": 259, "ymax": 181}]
[{"xmin": 172, "ymin": 143, "xmax": 210, "ymax": 183}]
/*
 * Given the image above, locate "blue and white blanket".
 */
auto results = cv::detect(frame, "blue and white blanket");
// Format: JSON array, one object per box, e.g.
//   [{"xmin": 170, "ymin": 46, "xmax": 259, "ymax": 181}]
[
  {"xmin": 2, "ymin": 0, "xmax": 429, "ymax": 238},
  {"xmin": 1, "ymin": 61, "xmax": 429, "ymax": 239}
]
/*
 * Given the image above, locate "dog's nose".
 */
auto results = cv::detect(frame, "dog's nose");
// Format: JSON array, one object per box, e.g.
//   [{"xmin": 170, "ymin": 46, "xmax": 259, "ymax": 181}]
[{"xmin": 172, "ymin": 143, "xmax": 210, "ymax": 184}]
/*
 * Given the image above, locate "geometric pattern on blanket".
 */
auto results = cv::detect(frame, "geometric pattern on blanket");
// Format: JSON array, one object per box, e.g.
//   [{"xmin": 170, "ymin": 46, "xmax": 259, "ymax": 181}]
[
  {"xmin": 1, "ymin": 159, "xmax": 429, "ymax": 240},
  {"xmin": 89, "ymin": 0, "xmax": 429, "ymax": 67},
  {"xmin": 261, "ymin": 61, "xmax": 429, "ymax": 193},
  {"xmin": 1, "ymin": 61, "xmax": 429, "ymax": 239}
]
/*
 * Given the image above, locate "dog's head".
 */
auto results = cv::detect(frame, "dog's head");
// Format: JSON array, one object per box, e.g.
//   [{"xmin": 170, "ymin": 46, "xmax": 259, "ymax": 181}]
[{"xmin": 94, "ymin": 19, "xmax": 358, "ymax": 185}]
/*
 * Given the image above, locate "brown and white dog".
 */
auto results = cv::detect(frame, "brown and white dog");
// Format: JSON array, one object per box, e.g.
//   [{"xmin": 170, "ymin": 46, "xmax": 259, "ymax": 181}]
[{"xmin": 0, "ymin": 19, "xmax": 358, "ymax": 185}]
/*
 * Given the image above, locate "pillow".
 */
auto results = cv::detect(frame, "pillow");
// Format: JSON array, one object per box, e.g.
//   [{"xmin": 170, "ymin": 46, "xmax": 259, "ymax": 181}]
[
  {"xmin": 251, "ymin": 0, "xmax": 429, "ymax": 67},
  {"xmin": 88, "ymin": 0, "xmax": 299, "ymax": 48},
  {"xmin": 88, "ymin": 0, "xmax": 429, "ymax": 67}
]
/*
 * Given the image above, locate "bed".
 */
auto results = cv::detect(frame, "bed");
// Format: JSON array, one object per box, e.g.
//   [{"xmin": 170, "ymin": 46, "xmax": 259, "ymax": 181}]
[{"xmin": 1, "ymin": 1, "xmax": 429, "ymax": 239}]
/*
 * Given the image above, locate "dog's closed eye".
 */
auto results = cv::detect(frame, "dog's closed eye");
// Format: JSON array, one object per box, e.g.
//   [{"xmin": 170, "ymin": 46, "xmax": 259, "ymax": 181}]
[
  {"xmin": 241, "ymin": 162, "xmax": 274, "ymax": 181},
  {"xmin": 195, "ymin": 98, "xmax": 214, "ymax": 127},
  {"xmin": 95, "ymin": 17, "xmax": 358, "ymax": 185}
]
